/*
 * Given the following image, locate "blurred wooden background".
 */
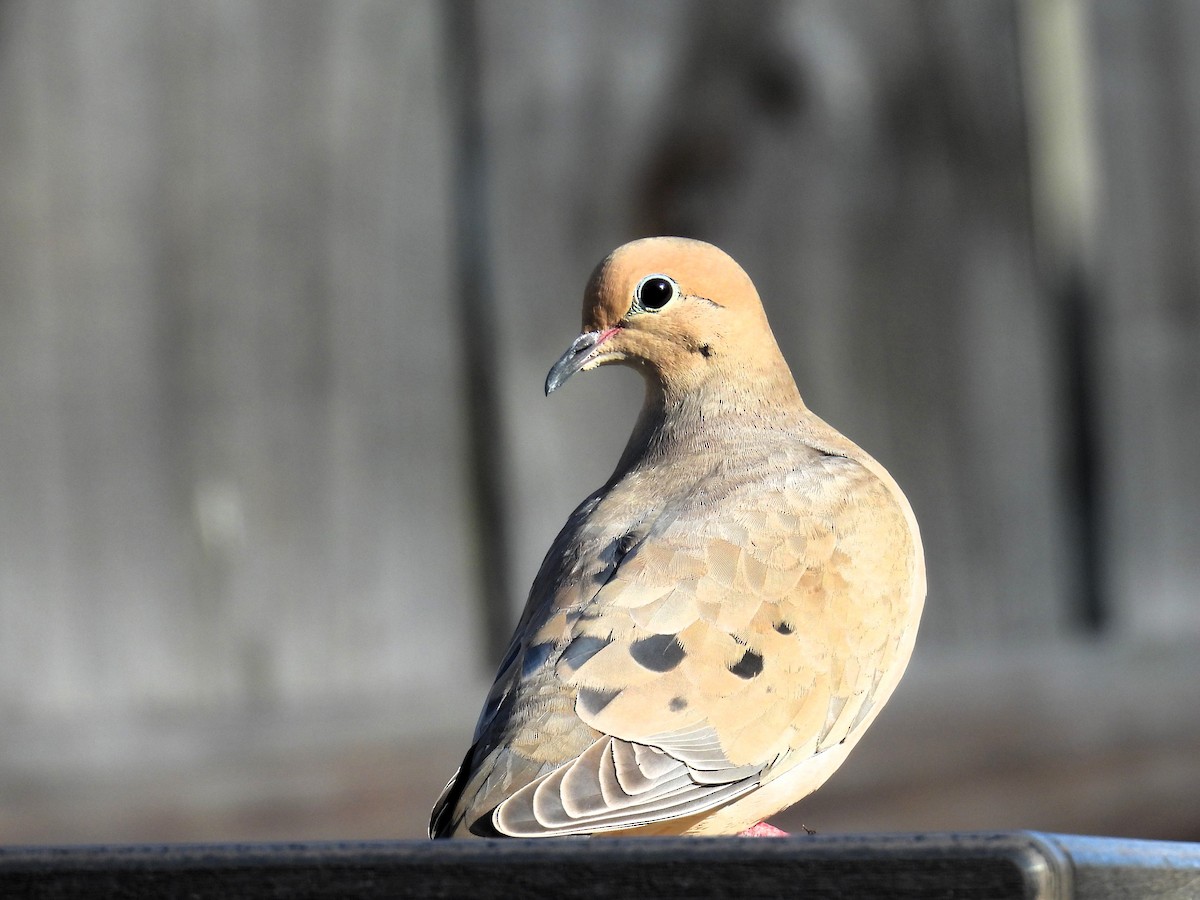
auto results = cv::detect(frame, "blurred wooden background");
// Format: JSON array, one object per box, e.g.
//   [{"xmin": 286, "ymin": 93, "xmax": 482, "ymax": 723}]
[{"xmin": 0, "ymin": 0, "xmax": 1197, "ymax": 843}]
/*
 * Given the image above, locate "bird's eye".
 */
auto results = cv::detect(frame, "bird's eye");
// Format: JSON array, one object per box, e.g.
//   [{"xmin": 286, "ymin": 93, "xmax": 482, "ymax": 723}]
[{"xmin": 635, "ymin": 275, "xmax": 677, "ymax": 312}]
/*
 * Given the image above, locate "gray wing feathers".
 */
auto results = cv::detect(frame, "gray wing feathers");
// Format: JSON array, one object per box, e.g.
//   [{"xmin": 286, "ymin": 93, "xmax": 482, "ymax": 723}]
[{"xmin": 492, "ymin": 733, "xmax": 763, "ymax": 836}]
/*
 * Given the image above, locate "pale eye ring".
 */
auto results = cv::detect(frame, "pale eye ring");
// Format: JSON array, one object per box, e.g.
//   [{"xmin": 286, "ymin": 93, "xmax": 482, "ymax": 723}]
[{"xmin": 635, "ymin": 274, "xmax": 678, "ymax": 312}]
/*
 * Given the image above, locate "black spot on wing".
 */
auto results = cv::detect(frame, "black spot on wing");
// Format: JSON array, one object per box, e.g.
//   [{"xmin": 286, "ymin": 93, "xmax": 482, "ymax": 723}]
[
  {"xmin": 591, "ymin": 482, "xmax": 708, "ymax": 595},
  {"xmin": 728, "ymin": 649, "xmax": 764, "ymax": 679},
  {"xmin": 669, "ymin": 695, "xmax": 688, "ymax": 711},
  {"xmin": 577, "ymin": 686, "xmax": 621, "ymax": 717},
  {"xmin": 774, "ymin": 620, "xmax": 795, "ymax": 635},
  {"xmin": 629, "ymin": 633, "xmax": 686, "ymax": 672}
]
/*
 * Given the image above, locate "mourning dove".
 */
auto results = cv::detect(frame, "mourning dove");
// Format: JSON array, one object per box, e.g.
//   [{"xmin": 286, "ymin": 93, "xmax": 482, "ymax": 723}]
[{"xmin": 430, "ymin": 237, "xmax": 925, "ymax": 838}]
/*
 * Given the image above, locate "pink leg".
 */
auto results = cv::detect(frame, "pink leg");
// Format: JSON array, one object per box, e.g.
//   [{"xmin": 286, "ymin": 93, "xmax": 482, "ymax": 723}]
[{"xmin": 737, "ymin": 821, "xmax": 789, "ymax": 837}]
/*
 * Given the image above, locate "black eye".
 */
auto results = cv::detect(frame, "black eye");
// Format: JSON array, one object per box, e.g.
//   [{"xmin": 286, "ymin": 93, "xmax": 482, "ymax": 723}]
[{"xmin": 636, "ymin": 275, "xmax": 677, "ymax": 311}]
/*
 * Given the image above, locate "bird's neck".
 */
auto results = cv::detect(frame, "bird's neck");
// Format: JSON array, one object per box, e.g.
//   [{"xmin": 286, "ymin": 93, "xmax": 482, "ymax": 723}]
[{"xmin": 609, "ymin": 355, "xmax": 808, "ymax": 481}]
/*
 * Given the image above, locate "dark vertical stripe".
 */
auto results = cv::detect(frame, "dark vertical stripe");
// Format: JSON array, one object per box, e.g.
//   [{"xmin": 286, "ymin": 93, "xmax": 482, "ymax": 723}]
[
  {"xmin": 442, "ymin": 0, "xmax": 512, "ymax": 666},
  {"xmin": 1061, "ymin": 267, "xmax": 1106, "ymax": 633}
]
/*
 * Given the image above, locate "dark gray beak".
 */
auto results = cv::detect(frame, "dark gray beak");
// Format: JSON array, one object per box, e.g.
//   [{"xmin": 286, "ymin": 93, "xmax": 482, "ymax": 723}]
[{"xmin": 545, "ymin": 329, "xmax": 610, "ymax": 396}]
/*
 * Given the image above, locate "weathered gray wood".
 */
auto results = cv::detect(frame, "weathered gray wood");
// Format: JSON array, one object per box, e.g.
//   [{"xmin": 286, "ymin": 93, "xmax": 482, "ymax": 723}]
[
  {"xmin": 0, "ymin": 0, "xmax": 1198, "ymax": 848},
  {"xmin": 1087, "ymin": 1, "xmax": 1200, "ymax": 640},
  {"xmin": 476, "ymin": 0, "xmax": 692, "ymax": 630},
  {"xmin": 0, "ymin": 0, "xmax": 1184, "ymax": 711},
  {"xmin": 0, "ymin": 0, "xmax": 190, "ymax": 711},
  {"xmin": 478, "ymin": 0, "xmax": 1073, "ymax": 646},
  {"xmin": 0, "ymin": 1, "xmax": 477, "ymax": 713}
]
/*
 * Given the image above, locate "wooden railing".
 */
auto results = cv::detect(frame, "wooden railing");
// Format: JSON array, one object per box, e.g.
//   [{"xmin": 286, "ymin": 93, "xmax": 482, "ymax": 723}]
[{"xmin": 2, "ymin": 832, "xmax": 1198, "ymax": 898}]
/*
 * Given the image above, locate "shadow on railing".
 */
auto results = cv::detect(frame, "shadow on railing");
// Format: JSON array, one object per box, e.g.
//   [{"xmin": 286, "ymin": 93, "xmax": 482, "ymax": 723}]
[{"xmin": 2, "ymin": 831, "xmax": 1198, "ymax": 899}]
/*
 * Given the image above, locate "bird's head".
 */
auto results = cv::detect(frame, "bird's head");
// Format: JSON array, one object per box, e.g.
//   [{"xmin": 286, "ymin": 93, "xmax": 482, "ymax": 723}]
[{"xmin": 545, "ymin": 237, "xmax": 788, "ymax": 399}]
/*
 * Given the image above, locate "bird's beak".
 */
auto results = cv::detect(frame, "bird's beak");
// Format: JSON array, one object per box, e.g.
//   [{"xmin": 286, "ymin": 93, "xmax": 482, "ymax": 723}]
[{"xmin": 545, "ymin": 327, "xmax": 618, "ymax": 396}]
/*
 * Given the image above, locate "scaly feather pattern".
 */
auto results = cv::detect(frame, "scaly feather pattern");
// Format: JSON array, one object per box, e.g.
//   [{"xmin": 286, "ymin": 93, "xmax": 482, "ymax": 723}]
[{"xmin": 431, "ymin": 237, "xmax": 925, "ymax": 838}]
